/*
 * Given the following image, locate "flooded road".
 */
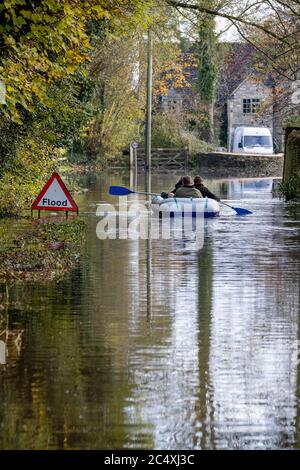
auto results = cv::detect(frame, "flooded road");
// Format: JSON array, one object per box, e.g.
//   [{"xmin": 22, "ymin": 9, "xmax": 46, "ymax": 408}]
[{"xmin": 1, "ymin": 171, "xmax": 300, "ymax": 450}]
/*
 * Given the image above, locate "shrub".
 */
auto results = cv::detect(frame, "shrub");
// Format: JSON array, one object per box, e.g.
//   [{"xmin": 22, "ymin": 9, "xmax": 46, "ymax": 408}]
[
  {"xmin": 0, "ymin": 133, "xmax": 57, "ymax": 217},
  {"xmin": 279, "ymin": 172, "xmax": 300, "ymax": 200},
  {"xmin": 151, "ymin": 112, "xmax": 214, "ymax": 157}
]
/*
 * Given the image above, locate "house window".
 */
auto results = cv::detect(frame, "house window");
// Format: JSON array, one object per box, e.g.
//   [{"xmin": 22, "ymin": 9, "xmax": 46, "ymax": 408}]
[
  {"xmin": 243, "ymin": 99, "xmax": 251, "ymax": 114},
  {"xmin": 252, "ymin": 98, "xmax": 260, "ymax": 113},
  {"xmin": 170, "ymin": 100, "xmax": 177, "ymax": 110},
  {"xmin": 243, "ymin": 98, "xmax": 261, "ymax": 114}
]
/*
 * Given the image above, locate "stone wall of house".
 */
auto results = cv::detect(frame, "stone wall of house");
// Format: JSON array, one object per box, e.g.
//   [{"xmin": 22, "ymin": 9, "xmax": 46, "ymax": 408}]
[
  {"xmin": 161, "ymin": 88, "xmax": 183, "ymax": 113},
  {"xmin": 227, "ymin": 80, "xmax": 273, "ymax": 151},
  {"xmin": 283, "ymin": 127, "xmax": 300, "ymax": 183},
  {"xmin": 198, "ymin": 151, "xmax": 284, "ymax": 178}
]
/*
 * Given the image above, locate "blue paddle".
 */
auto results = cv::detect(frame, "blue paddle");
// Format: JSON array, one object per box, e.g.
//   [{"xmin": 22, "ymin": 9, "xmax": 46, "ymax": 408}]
[
  {"xmin": 220, "ymin": 201, "xmax": 252, "ymax": 216},
  {"xmin": 109, "ymin": 186, "xmax": 158, "ymax": 196}
]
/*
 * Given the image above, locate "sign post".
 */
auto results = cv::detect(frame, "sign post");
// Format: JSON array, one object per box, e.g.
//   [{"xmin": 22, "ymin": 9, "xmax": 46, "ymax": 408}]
[
  {"xmin": 31, "ymin": 172, "xmax": 78, "ymax": 218},
  {"xmin": 131, "ymin": 142, "xmax": 139, "ymax": 190},
  {"xmin": 145, "ymin": 29, "xmax": 152, "ymax": 174}
]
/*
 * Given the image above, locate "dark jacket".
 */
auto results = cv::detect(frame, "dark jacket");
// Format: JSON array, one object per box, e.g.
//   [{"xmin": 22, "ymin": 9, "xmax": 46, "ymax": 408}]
[
  {"xmin": 161, "ymin": 179, "xmax": 183, "ymax": 199},
  {"xmin": 194, "ymin": 183, "xmax": 220, "ymax": 201},
  {"xmin": 170, "ymin": 180, "xmax": 183, "ymax": 195}
]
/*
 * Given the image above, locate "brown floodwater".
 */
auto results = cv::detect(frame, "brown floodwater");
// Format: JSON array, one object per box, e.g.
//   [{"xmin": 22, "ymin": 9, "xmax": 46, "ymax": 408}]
[{"xmin": 0, "ymin": 171, "xmax": 300, "ymax": 450}]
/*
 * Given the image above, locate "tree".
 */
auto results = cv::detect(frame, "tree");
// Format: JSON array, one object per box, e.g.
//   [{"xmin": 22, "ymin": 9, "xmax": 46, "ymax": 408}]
[
  {"xmin": 86, "ymin": 4, "xmax": 197, "ymax": 156},
  {"xmin": 195, "ymin": 3, "xmax": 218, "ymax": 143},
  {"xmin": 0, "ymin": 1, "xmax": 154, "ymax": 215},
  {"xmin": 0, "ymin": 0, "xmax": 153, "ymax": 123},
  {"xmin": 165, "ymin": 0, "xmax": 300, "ymax": 80},
  {"xmin": 87, "ymin": 33, "xmax": 144, "ymax": 157}
]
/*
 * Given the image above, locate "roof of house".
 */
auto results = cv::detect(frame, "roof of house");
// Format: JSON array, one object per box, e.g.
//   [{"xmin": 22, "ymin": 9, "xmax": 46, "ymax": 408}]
[
  {"xmin": 228, "ymin": 76, "xmax": 274, "ymax": 98},
  {"xmin": 216, "ymin": 43, "xmax": 256, "ymax": 103},
  {"xmin": 160, "ymin": 41, "xmax": 278, "ymax": 107}
]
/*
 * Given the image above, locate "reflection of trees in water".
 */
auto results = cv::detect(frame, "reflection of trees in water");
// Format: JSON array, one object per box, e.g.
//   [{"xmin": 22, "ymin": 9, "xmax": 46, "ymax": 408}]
[
  {"xmin": 205, "ymin": 233, "xmax": 300, "ymax": 449},
  {"xmin": 0, "ymin": 289, "xmax": 24, "ymax": 367},
  {"xmin": 0, "ymin": 247, "xmax": 135, "ymax": 449},
  {"xmin": 1, "ymin": 173, "xmax": 300, "ymax": 449},
  {"xmin": 0, "ymin": 173, "xmax": 141, "ymax": 449},
  {"xmin": 0, "ymin": 279, "xmax": 84, "ymax": 449},
  {"xmin": 121, "ymin": 236, "xmax": 207, "ymax": 449},
  {"xmin": 195, "ymin": 241, "xmax": 215, "ymax": 449},
  {"xmin": 295, "ymin": 300, "xmax": 300, "ymax": 449}
]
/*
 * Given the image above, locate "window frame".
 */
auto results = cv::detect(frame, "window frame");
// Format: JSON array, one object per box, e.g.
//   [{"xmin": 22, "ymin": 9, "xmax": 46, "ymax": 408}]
[
  {"xmin": 242, "ymin": 98, "xmax": 261, "ymax": 115},
  {"xmin": 243, "ymin": 98, "xmax": 251, "ymax": 114}
]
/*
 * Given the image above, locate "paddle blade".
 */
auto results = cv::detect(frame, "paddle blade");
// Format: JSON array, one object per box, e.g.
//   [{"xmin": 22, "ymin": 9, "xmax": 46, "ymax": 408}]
[
  {"xmin": 109, "ymin": 186, "xmax": 133, "ymax": 196},
  {"xmin": 233, "ymin": 206, "xmax": 253, "ymax": 216}
]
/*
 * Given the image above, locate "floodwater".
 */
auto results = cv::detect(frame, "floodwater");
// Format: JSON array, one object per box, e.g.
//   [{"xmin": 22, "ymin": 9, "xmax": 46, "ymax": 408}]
[{"xmin": 1, "ymin": 171, "xmax": 300, "ymax": 450}]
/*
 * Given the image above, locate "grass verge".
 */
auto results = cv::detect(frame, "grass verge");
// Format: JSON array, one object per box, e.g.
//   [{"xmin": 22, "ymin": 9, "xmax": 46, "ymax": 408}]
[{"xmin": 0, "ymin": 218, "xmax": 86, "ymax": 284}]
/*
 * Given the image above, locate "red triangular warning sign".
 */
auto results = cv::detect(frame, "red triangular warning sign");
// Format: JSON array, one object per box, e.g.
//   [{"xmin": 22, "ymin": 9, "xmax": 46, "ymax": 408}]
[{"xmin": 32, "ymin": 172, "xmax": 78, "ymax": 212}]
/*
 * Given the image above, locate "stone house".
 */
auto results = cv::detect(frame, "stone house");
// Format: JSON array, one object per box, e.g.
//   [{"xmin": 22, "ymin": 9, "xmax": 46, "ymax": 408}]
[
  {"xmin": 159, "ymin": 42, "xmax": 300, "ymax": 152},
  {"xmin": 161, "ymin": 87, "xmax": 184, "ymax": 113},
  {"xmin": 227, "ymin": 75, "xmax": 300, "ymax": 153},
  {"xmin": 227, "ymin": 78, "xmax": 274, "ymax": 152}
]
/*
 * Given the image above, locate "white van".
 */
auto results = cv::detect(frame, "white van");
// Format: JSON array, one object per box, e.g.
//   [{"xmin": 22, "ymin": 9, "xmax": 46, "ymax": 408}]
[{"xmin": 231, "ymin": 126, "xmax": 274, "ymax": 155}]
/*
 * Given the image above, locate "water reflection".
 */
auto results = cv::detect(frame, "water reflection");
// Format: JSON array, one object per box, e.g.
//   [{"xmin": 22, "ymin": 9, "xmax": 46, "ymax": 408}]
[
  {"xmin": 0, "ymin": 172, "xmax": 300, "ymax": 449},
  {"xmin": 209, "ymin": 230, "xmax": 300, "ymax": 449},
  {"xmin": 226, "ymin": 178, "xmax": 274, "ymax": 198}
]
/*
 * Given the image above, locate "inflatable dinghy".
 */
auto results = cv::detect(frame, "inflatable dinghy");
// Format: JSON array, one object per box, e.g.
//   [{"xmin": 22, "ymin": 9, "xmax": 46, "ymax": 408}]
[{"xmin": 151, "ymin": 196, "xmax": 220, "ymax": 218}]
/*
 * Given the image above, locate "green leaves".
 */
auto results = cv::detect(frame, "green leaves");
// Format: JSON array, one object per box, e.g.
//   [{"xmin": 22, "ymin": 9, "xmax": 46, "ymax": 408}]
[
  {"xmin": 0, "ymin": 0, "xmax": 156, "ymax": 216},
  {"xmin": 0, "ymin": 1, "xmax": 150, "ymax": 122},
  {"xmin": 195, "ymin": 14, "xmax": 218, "ymax": 103}
]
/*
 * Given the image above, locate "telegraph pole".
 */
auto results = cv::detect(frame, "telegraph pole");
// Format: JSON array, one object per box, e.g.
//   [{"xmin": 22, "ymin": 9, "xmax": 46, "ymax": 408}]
[{"xmin": 145, "ymin": 28, "xmax": 153, "ymax": 173}]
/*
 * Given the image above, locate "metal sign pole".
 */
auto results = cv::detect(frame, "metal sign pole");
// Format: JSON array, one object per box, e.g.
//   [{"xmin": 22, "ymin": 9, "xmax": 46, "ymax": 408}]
[
  {"xmin": 131, "ymin": 142, "xmax": 139, "ymax": 191},
  {"xmin": 134, "ymin": 147, "xmax": 138, "ymax": 190},
  {"xmin": 145, "ymin": 28, "xmax": 153, "ymax": 172}
]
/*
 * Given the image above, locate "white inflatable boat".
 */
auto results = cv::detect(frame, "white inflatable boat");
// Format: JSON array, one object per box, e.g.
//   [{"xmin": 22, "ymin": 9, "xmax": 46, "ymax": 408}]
[{"xmin": 151, "ymin": 196, "xmax": 220, "ymax": 218}]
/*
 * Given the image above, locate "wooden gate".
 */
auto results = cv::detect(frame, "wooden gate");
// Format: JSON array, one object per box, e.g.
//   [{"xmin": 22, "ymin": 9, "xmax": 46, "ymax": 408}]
[{"xmin": 134, "ymin": 148, "xmax": 189, "ymax": 170}]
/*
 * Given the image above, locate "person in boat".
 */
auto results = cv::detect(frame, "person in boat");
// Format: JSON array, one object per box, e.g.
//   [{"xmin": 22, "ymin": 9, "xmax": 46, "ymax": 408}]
[
  {"xmin": 170, "ymin": 176, "xmax": 184, "ymax": 195},
  {"xmin": 173, "ymin": 175, "xmax": 202, "ymax": 198},
  {"xmin": 161, "ymin": 177, "xmax": 183, "ymax": 199},
  {"xmin": 193, "ymin": 175, "xmax": 220, "ymax": 201}
]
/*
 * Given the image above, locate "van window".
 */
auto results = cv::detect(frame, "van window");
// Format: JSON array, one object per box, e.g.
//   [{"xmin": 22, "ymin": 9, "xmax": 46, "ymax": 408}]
[{"xmin": 244, "ymin": 136, "xmax": 272, "ymax": 147}]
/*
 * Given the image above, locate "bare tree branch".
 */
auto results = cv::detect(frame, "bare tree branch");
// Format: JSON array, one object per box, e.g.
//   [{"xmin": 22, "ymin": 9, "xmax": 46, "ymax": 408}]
[
  {"xmin": 232, "ymin": 20, "xmax": 295, "ymax": 80},
  {"xmin": 165, "ymin": 0, "xmax": 295, "ymax": 43}
]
